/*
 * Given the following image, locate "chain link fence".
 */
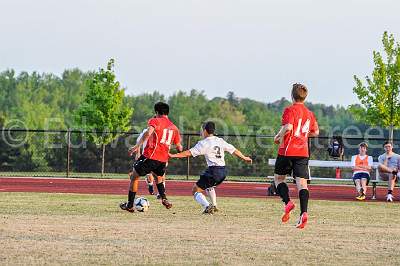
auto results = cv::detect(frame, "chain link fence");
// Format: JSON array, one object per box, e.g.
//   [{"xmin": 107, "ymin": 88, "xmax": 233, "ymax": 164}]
[{"xmin": 0, "ymin": 129, "xmax": 397, "ymax": 181}]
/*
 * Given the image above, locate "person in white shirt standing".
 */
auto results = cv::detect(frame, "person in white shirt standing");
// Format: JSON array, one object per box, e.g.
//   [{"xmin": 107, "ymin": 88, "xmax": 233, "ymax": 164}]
[
  {"xmin": 351, "ymin": 142, "xmax": 373, "ymax": 201},
  {"xmin": 169, "ymin": 121, "xmax": 252, "ymax": 214}
]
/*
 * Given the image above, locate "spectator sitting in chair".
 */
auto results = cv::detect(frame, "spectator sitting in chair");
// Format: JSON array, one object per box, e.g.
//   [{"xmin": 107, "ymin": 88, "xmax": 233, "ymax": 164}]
[
  {"xmin": 378, "ymin": 141, "xmax": 400, "ymax": 202},
  {"xmin": 351, "ymin": 142, "xmax": 373, "ymax": 201}
]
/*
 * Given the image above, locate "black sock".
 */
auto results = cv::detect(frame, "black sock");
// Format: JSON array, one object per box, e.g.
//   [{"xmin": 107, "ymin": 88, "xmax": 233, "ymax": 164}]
[
  {"xmin": 276, "ymin": 183, "xmax": 290, "ymax": 204},
  {"xmin": 388, "ymin": 190, "xmax": 393, "ymax": 195},
  {"xmin": 128, "ymin": 191, "xmax": 136, "ymax": 208},
  {"xmin": 299, "ymin": 189, "xmax": 309, "ymax": 215},
  {"xmin": 157, "ymin": 182, "xmax": 167, "ymax": 199}
]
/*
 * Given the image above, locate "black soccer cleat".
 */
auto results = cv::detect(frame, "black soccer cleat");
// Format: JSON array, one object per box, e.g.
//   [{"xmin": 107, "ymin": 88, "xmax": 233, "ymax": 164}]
[
  {"xmin": 211, "ymin": 205, "xmax": 219, "ymax": 213},
  {"xmin": 119, "ymin": 202, "xmax": 135, "ymax": 213},
  {"xmin": 202, "ymin": 205, "xmax": 214, "ymax": 215}
]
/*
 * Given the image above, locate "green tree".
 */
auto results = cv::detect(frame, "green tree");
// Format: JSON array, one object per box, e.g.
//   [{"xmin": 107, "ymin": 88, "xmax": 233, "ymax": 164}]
[
  {"xmin": 75, "ymin": 59, "xmax": 133, "ymax": 176},
  {"xmin": 351, "ymin": 32, "xmax": 400, "ymax": 141}
]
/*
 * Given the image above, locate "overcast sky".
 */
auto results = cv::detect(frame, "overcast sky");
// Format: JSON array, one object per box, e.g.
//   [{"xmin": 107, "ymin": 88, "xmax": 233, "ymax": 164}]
[{"xmin": 1, "ymin": 0, "xmax": 399, "ymax": 106}]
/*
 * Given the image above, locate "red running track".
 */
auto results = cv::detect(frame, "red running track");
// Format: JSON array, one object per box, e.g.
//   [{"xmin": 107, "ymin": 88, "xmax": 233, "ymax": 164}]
[{"xmin": 0, "ymin": 177, "xmax": 395, "ymax": 202}]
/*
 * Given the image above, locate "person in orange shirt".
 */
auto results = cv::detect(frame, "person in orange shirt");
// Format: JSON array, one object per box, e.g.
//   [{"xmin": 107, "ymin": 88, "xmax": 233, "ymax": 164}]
[{"xmin": 351, "ymin": 142, "xmax": 373, "ymax": 201}]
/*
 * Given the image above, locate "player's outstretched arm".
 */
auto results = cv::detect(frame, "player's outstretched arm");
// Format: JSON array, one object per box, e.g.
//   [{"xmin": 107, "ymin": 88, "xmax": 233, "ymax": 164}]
[
  {"xmin": 175, "ymin": 143, "xmax": 184, "ymax": 152},
  {"xmin": 233, "ymin": 149, "xmax": 252, "ymax": 164},
  {"xmin": 169, "ymin": 150, "xmax": 192, "ymax": 159}
]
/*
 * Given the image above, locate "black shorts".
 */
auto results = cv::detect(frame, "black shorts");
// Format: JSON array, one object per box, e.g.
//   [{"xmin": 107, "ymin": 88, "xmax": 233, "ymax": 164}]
[
  {"xmin": 133, "ymin": 155, "xmax": 166, "ymax": 177},
  {"xmin": 196, "ymin": 166, "xmax": 227, "ymax": 190},
  {"xmin": 352, "ymin": 172, "xmax": 370, "ymax": 185},
  {"xmin": 274, "ymin": 155, "xmax": 310, "ymax": 179}
]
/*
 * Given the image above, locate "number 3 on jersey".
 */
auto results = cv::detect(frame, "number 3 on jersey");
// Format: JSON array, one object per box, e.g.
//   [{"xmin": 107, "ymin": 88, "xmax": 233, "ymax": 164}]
[
  {"xmin": 294, "ymin": 119, "xmax": 310, "ymax": 138},
  {"xmin": 160, "ymin": 129, "xmax": 174, "ymax": 146}
]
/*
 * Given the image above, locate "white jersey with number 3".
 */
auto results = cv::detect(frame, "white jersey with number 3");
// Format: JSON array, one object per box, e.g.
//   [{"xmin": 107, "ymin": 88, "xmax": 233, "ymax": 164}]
[{"xmin": 189, "ymin": 136, "xmax": 236, "ymax": 167}]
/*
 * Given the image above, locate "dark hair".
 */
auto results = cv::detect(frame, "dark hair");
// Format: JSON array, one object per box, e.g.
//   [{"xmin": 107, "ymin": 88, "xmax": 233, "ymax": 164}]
[
  {"xmin": 202, "ymin": 121, "xmax": 215, "ymax": 134},
  {"xmin": 154, "ymin": 102, "xmax": 169, "ymax": 115},
  {"xmin": 359, "ymin": 142, "xmax": 368, "ymax": 149},
  {"xmin": 292, "ymin": 83, "xmax": 308, "ymax": 102},
  {"xmin": 383, "ymin": 141, "xmax": 393, "ymax": 147}
]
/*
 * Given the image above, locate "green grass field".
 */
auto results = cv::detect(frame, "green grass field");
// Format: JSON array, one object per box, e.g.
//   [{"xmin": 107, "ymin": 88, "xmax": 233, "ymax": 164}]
[{"xmin": 1, "ymin": 193, "xmax": 400, "ymax": 265}]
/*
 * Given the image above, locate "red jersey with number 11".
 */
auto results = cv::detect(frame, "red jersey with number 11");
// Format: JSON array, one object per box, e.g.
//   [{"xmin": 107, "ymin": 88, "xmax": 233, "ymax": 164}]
[
  {"xmin": 278, "ymin": 103, "xmax": 318, "ymax": 157},
  {"xmin": 143, "ymin": 116, "xmax": 181, "ymax": 162}
]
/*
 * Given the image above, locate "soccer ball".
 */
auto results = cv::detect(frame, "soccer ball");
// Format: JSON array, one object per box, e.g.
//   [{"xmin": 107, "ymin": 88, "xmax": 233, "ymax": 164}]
[{"xmin": 134, "ymin": 197, "xmax": 150, "ymax": 212}]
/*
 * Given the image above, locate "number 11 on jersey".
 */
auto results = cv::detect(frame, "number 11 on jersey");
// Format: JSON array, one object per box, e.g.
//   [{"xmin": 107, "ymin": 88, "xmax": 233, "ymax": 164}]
[{"xmin": 160, "ymin": 129, "xmax": 174, "ymax": 146}]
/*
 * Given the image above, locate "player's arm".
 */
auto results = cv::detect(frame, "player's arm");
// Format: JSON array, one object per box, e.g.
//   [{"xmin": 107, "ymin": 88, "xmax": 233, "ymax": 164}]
[
  {"xmin": 171, "ymin": 141, "xmax": 202, "ymax": 159},
  {"xmin": 274, "ymin": 124, "xmax": 293, "ymax": 144},
  {"xmin": 308, "ymin": 114, "xmax": 320, "ymax": 137},
  {"xmin": 129, "ymin": 126, "xmax": 155, "ymax": 156},
  {"xmin": 308, "ymin": 129, "xmax": 319, "ymax": 138},
  {"xmin": 172, "ymin": 130, "xmax": 183, "ymax": 152},
  {"xmin": 169, "ymin": 150, "xmax": 192, "ymax": 159},
  {"xmin": 135, "ymin": 149, "xmax": 142, "ymax": 160},
  {"xmin": 175, "ymin": 143, "xmax": 184, "ymax": 152},
  {"xmin": 233, "ymin": 149, "xmax": 253, "ymax": 164}
]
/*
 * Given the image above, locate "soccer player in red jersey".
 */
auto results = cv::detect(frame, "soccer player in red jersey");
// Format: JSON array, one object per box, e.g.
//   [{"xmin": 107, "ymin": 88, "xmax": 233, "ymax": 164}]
[
  {"xmin": 273, "ymin": 84, "xmax": 319, "ymax": 229},
  {"xmin": 120, "ymin": 102, "xmax": 183, "ymax": 212}
]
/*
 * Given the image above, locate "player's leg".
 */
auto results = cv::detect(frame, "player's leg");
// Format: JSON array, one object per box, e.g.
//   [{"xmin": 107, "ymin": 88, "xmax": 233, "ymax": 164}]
[
  {"xmin": 156, "ymin": 173, "xmax": 166, "ymax": 199},
  {"xmin": 354, "ymin": 179, "xmax": 363, "ymax": 199},
  {"xmin": 193, "ymin": 168, "xmax": 214, "ymax": 214},
  {"xmin": 294, "ymin": 176, "xmax": 309, "ymax": 229},
  {"xmin": 153, "ymin": 162, "xmax": 172, "ymax": 209},
  {"xmin": 205, "ymin": 187, "xmax": 218, "ymax": 211},
  {"xmin": 274, "ymin": 174, "xmax": 290, "ymax": 204},
  {"xmin": 163, "ymin": 163, "xmax": 168, "ymax": 189},
  {"xmin": 293, "ymin": 158, "xmax": 310, "ymax": 229},
  {"xmin": 192, "ymin": 184, "xmax": 213, "ymax": 214},
  {"xmin": 120, "ymin": 156, "xmax": 150, "ymax": 212},
  {"xmin": 360, "ymin": 178, "xmax": 368, "ymax": 200},
  {"xmin": 274, "ymin": 155, "xmax": 294, "ymax": 223},
  {"xmin": 146, "ymin": 173, "xmax": 155, "ymax": 195},
  {"xmin": 378, "ymin": 172, "xmax": 392, "ymax": 201},
  {"xmin": 206, "ymin": 167, "xmax": 226, "ymax": 212},
  {"xmin": 353, "ymin": 174, "xmax": 363, "ymax": 200},
  {"xmin": 387, "ymin": 174, "xmax": 396, "ymax": 202},
  {"xmin": 120, "ymin": 168, "xmax": 140, "ymax": 212},
  {"xmin": 379, "ymin": 166, "xmax": 396, "ymax": 201}
]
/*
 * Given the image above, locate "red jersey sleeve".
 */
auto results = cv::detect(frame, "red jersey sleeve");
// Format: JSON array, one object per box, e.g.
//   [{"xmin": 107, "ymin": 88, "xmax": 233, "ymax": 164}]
[
  {"xmin": 310, "ymin": 112, "xmax": 319, "ymax": 133},
  {"xmin": 282, "ymin": 107, "xmax": 294, "ymax": 126},
  {"xmin": 148, "ymin": 118, "xmax": 158, "ymax": 130}
]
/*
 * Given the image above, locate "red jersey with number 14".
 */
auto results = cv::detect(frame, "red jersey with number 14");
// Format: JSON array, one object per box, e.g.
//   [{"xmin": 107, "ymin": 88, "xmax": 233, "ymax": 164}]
[
  {"xmin": 278, "ymin": 103, "xmax": 318, "ymax": 157},
  {"xmin": 143, "ymin": 116, "xmax": 181, "ymax": 163}
]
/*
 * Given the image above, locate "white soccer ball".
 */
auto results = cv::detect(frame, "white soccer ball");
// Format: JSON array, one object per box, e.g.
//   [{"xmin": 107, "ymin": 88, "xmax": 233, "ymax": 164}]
[{"xmin": 134, "ymin": 197, "xmax": 150, "ymax": 212}]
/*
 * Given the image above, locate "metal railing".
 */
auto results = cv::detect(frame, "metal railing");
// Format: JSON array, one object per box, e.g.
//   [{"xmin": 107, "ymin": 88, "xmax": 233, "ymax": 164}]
[{"xmin": 0, "ymin": 129, "xmax": 398, "ymax": 180}]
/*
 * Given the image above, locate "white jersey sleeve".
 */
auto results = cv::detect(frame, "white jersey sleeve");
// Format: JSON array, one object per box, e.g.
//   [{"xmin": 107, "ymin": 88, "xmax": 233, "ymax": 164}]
[
  {"xmin": 136, "ymin": 131, "xmax": 145, "ymax": 144},
  {"xmin": 136, "ymin": 129, "xmax": 148, "ymax": 153},
  {"xmin": 222, "ymin": 139, "xmax": 236, "ymax": 154},
  {"xmin": 189, "ymin": 141, "xmax": 205, "ymax": 157}
]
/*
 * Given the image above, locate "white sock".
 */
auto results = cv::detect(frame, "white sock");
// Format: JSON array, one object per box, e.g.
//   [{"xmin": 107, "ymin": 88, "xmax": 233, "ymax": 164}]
[
  {"xmin": 206, "ymin": 187, "xmax": 217, "ymax": 206},
  {"xmin": 194, "ymin": 192, "xmax": 210, "ymax": 208}
]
